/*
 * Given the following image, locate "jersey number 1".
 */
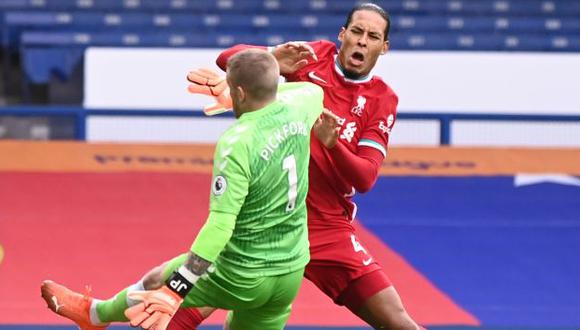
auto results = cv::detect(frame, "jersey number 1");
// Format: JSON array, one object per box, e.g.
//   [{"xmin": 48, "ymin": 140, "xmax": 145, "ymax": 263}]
[{"xmin": 283, "ymin": 154, "xmax": 298, "ymax": 212}]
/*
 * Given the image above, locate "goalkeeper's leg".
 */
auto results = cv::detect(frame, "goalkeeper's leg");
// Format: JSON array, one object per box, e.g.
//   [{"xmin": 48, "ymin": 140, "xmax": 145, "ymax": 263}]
[
  {"xmin": 94, "ymin": 254, "xmax": 187, "ymax": 323},
  {"xmin": 41, "ymin": 254, "xmax": 189, "ymax": 327},
  {"xmin": 225, "ymin": 268, "xmax": 304, "ymax": 330}
]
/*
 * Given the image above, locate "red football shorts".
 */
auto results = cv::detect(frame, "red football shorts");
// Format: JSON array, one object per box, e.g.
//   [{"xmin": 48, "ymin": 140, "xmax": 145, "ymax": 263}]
[{"xmin": 305, "ymin": 224, "xmax": 392, "ymax": 311}]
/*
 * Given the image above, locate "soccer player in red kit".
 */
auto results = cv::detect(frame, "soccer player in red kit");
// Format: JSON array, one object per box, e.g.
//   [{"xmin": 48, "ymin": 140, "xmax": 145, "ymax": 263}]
[{"xmin": 175, "ymin": 3, "xmax": 425, "ymax": 330}]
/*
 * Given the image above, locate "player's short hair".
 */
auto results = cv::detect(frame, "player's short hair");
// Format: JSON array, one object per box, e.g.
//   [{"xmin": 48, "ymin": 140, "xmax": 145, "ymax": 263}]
[
  {"xmin": 344, "ymin": 3, "xmax": 391, "ymax": 41},
  {"xmin": 227, "ymin": 49, "xmax": 279, "ymax": 102}
]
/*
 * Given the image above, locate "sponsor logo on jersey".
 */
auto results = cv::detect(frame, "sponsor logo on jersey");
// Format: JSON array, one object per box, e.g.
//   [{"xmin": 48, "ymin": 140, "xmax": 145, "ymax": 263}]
[
  {"xmin": 351, "ymin": 95, "xmax": 366, "ymax": 117},
  {"xmin": 379, "ymin": 115, "xmax": 394, "ymax": 135},
  {"xmin": 387, "ymin": 114, "xmax": 394, "ymax": 128},
  {"xmin": 379, "ymin": 121, "xmax": 392, "ymax": 136},
  {"xmin": 340, "ymin": 122, "xmax": 357, "ymax": 142},
  {"xmin": 212, "ymin": 175, "xmax": 227, "ymax": 195}
]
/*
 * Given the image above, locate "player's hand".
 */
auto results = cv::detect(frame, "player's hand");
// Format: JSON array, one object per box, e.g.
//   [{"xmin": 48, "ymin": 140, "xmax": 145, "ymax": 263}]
[
  {"xmin": 187, "ymin": 68, "xmax": 233, "ymax": 116},
  {"xmin": 272, "ymin": 41, "xmax": 318, "ymax": 75},
  {"xmin": 314, "ymin": 108, "xmax": 341, "ymax": 149},
  {"xmin": 125, "ymin": 286, "xmax": 183, "ymax": 330}
]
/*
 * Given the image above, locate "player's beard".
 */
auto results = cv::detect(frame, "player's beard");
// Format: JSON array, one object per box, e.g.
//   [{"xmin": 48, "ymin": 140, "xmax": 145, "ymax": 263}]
[{"xmin": 342, "ymin": 68, "xmax": 364, "ymax": 80}]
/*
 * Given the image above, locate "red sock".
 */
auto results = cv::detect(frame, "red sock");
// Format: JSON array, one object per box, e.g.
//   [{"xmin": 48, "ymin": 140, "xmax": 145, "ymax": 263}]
[{"xmin": 166, "ymin": 308, "xmax": 204, "ymax": 330}]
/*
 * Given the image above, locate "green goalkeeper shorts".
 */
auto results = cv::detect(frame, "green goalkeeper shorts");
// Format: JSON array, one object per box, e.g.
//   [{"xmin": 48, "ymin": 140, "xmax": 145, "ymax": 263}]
[{"xmin": 164, "ymin": 253, "xmax": 305, "ymax": 330}]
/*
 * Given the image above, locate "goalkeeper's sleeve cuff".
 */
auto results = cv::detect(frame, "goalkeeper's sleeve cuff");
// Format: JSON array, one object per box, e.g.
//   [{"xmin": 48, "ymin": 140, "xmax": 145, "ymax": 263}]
[{"xmin": 165, "ymin": 266, "xmax": 199, "ymax": 298}]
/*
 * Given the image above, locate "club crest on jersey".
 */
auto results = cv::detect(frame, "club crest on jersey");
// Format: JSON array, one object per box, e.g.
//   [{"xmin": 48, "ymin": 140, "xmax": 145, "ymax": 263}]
[
  {"xmin": 351, "ymin": 95, "xmax": 366, "ymax": 117},
  {"xmin": 212, "ymin": 175, "xmax": 227, "ymax": 196}
]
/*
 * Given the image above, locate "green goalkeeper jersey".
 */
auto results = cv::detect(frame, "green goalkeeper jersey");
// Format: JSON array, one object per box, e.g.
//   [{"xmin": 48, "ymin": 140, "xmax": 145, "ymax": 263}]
[{"xmin": 207, "ymin": 82, "xmax": 323, "ymax": 278}]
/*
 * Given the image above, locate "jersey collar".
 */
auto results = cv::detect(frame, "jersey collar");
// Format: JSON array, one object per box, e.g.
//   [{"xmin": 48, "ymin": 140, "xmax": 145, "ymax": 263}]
[
  {"xmin": 334, "ymin": 55, "xmax": 373, "ymax": 84},
  {"xmin": 239, "ymin": 100, "xmax": 282, "ymax": 121}
]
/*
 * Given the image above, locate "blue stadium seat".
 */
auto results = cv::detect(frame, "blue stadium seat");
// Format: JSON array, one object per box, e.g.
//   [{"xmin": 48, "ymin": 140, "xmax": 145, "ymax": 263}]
[
  {"xmin": 4, "ymin": 0, "xmax": 580, "ymax": 92},
  {"xmin": 3, "ymin": 11, "xmax": 353, "ymax": 52},
  {"xmin": 390, "ymin": 32, "xmax": 580, "ymax": 51},
  {"xmin": 19, "ymin": 30, "xmax": 324, "ymax": 84},
  {"xmin": 3, "ymin": 0, "xmax": 580, "ymax": 16}
]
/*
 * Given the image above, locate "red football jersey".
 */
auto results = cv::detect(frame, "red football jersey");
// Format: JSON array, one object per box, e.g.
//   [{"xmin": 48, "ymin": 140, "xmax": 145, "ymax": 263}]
[{"xmin": 284, "ymin": 40, "xmax": 399, "ymax": 229}]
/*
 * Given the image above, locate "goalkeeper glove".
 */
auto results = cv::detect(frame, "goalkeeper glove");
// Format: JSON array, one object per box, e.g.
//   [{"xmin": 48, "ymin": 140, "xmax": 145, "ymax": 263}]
[
  {"xmin": 187, "ymin": 68, "xmax": 232, "ymax": 116},
  {"xmin": 125, "ymin": 266, "xmax": 199, "ymax": 330}
]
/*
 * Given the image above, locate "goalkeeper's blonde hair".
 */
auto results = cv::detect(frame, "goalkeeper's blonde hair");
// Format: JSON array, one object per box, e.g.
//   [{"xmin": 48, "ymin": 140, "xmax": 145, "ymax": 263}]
[{"xmin": 226, "ymin": 49, "xmax": 280, "ymax": 102}]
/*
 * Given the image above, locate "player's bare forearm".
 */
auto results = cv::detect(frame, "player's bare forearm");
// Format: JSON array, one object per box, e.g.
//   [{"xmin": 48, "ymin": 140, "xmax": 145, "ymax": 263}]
[{"xmin": 184, "ymin": 252, "xmax": 212, "ymax": 276}]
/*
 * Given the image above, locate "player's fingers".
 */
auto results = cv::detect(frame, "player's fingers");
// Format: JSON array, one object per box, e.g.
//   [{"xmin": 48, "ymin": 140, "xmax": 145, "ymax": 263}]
[
  {"xmin": 198, "ymin": 68, "xmax": 223, "ymax": 83},
  {"xmin": 127, "ymin": 291, "xmax": 149, "ymax": 302},
  {"xmin": 211, "ymin": 80, "xmax": 228, "ymax": 95},
  {"xmin": 152, "ymin": 313, "xmax": 172, "ymax": 330},
  {"xmin": 189, "ymin": 83, "xmax": 224, "ymax": 97},
  {"xmin": 186, "ymin": 71, "xmax": 210, "ymax": 85},
  {"xmin": 299, "ymin": 43, "xmax": 317, "ymax": 61},
  {"xmin": 324, "ymin": 118, "xmax": 339, "ymax": 128},
  {"xmin": 313, "ymin": 117, "xmax": 322, "ymax": 129},
  {"xmin": 125, "ymin": 305, "xmax": 150, "ymax": 327},
  {"xmin": 140, "ymin": 311, "xmax": 164, "ymax": 330},
  {"xmin": 187, "ymin": 70, "xmax": 223, "ymax": 86},
  {"xmin": 125, "ymin": 302, "xmax": 146, "ymax": 319},
  {"xmin": 292, "ymin": 59, "xmax": 309, "ymax": 72},
  {"xmin": 145, "ymin": 303, "xmax": 174, "ymax": 315},
  {"xmin": 216, "ymin": 92, "xmax": 232, "ymax": 107},
  {"xmin": 187, "ymin": 84, "xmax": 214, "ymax": 96},
  {"xmin": 287, "ymin": 42, "xmax": 308, "ymax": 54},
  {"xmin": 204, "ymin": 104, "xmax": 229, "ymax": 116},
  {"xmin": 322, "ymin": 108, "xmax": 341, "ymax": 123},
  {"xmin": 287, "ymin": 42, "xmax": 317, "ymax": 60},
  {"xmin": 298, "ymin": 50, "xmax": 314, "ymax": 60},
  {"xmin": 286, "ymin": 41, "xmax": 301, "ymax": 49}
]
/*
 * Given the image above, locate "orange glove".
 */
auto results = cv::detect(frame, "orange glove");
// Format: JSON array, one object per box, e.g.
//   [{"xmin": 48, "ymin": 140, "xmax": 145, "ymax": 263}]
[
  {"xmin": 187, "ymin": 68, "xmax": 232, "ymax": 116},
  {"xmin": 125, "ymin": 286, "xmax": 183, "ymax": 330}
]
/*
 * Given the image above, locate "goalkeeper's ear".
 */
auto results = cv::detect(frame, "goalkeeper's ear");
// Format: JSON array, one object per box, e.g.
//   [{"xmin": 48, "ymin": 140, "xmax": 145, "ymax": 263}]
[{"xmin": 233, "ymin": 85, "xmax": 246, "ymax": 104}]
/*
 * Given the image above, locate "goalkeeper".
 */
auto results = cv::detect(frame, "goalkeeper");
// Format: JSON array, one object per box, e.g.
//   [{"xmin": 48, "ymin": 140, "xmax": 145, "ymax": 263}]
[{"xmin": 40, "ymin": 49, "xmax": 326, "ymax": 330}]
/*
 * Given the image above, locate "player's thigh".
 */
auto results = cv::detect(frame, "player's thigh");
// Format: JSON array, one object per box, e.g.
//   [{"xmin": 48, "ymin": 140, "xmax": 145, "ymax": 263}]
[
  {"xmin": 355, "ymin": 286, "xmax": 418, "ymax": 330},
  {"xmin": 181, "ymin": 271, "xmax": 246, "ymax": 310},
  {"xmin": 267, "ymin": 267, "xmax": 304, "ymax": 307},
  {"xmin": 226, "ymin": 268, "xmax": 304, "ymax": 330},
  {"xmin": 226, "ymin": 304, "xmax": 291, "ymax": 330},
  {"xmin": 306, "ymin": 230, "xmax": 383, "ymax": 304},
  {"xmin": 181, "ymin": 266, "xmax": 276, "ymax": 310},
  {"xmin": 336, "ymin": 268, "xmax": 392, "ymax": 312}
]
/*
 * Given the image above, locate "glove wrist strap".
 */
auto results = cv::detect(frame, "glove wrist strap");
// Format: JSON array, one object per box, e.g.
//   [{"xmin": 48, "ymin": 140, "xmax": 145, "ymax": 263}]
[{"xmin": 165, "ymin": 266, "xmax": 199, "ymax": 298}]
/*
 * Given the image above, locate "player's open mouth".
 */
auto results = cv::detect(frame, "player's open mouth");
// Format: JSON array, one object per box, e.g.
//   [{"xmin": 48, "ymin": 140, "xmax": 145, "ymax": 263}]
[{"xmin": 349, "ymin": 51, "xmax": 365, "ymax": 67}]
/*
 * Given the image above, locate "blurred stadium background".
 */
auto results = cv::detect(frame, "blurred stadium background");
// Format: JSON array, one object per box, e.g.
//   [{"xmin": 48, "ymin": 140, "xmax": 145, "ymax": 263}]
[{"xmin": 0, "ymin": 0, "xmax": 579, "ymax": 329}]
